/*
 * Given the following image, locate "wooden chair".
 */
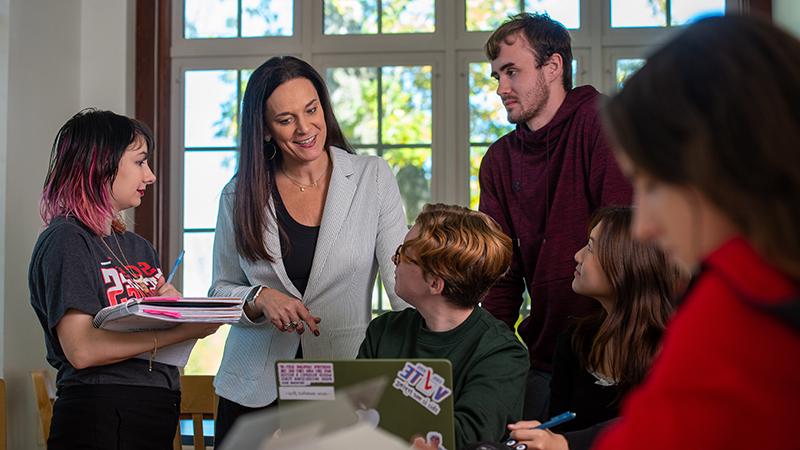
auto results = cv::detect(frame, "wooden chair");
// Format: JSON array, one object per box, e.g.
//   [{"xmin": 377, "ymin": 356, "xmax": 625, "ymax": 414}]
[
  {"xmin": 31, "ymin": 370, "xmax": 55, "ymax": 444},
  {"xmin": 1, "ymin": 378, "xmax": 7, "ymax": 450},
  {"xmin": 174, "ymin": 375, "xmax": 217, "ymax": 450}
]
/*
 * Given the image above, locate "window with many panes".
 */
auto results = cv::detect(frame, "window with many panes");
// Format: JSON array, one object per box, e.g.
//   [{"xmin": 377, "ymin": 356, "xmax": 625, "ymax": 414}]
[{"xmin": 172, "ymin": 0, "xmax": 728, "ymax": 375}]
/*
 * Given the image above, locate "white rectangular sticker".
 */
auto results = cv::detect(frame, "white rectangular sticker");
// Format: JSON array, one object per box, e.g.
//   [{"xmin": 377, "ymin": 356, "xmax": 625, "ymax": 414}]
[
  {"xmin": 277, "ymin": 362, "xmax": 335, "ymax": 386},
  {"xmin": 278, "ymin": 386, "xmax": 336, "ymax": 401}
]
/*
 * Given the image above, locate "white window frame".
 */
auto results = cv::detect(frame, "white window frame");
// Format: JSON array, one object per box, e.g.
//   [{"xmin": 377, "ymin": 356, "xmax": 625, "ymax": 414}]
[{"xmin": 167, "ymin": 0, "xmax": 741, "ymax": 283}]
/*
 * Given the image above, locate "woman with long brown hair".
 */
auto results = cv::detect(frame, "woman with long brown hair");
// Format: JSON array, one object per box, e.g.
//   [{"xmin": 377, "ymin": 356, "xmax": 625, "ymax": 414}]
[
  {"xmin": 503, "ymin": 207, "xmax": 685, "ymax": 450},
  {"xmin": 554, "ymin": 207, "xmax": 683, "ymax": 428},
  {"xmin": 209, "ymin": 56, "xmax": 409, "ymax": 445}
]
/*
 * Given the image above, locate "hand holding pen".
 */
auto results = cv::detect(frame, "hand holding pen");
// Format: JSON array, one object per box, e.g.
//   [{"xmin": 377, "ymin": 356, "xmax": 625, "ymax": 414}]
[
  {"xmin": 504, "ymin": 412, "xmax": 575, "ymax": 450},
  {"xmin": 166, "ymin": 249, "xmax": 185, "ymax": 284},
  {"xmin": 157, "ymin": 250, "xmax": 185, "ymax": 297}
]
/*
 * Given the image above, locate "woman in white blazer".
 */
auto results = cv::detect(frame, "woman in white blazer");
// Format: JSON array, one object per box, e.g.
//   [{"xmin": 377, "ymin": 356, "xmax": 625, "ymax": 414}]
[{"xmin": 209, "ymin": 56, "xmax": 409, "ymax": 445}]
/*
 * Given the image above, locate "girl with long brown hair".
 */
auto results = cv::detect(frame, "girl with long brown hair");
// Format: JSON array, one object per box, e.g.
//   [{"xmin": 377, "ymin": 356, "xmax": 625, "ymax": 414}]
[
  {"xmin": 505, "ymin": 206, "xmax": 685, "ymax": 450},
  {"xmin": 555, "ymin": 207, "xmax": 683, "ymax": 428}
]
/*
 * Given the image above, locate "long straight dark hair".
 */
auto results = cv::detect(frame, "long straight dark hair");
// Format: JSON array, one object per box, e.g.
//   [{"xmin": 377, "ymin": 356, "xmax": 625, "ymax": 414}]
[
  {"xmin": 234, "ymin": 56, "xmax": 352, "ymax": 261},
  {"xmin": 572, "ymin": 207, "xmax": 686, "ymax": 394}
]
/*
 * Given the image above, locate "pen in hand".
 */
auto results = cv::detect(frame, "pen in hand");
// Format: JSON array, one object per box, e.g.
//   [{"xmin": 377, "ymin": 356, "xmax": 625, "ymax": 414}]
[
  {"xmin": 532, "ymin": 411, "xmax": 576, "ymax": 430},
  {"xmin": 503, "ymin": 412, "xmax": 576, "ymax": 450},
  {"xmin": 165, "ymin": 249, "xmax": 185, "ymax": 285}
]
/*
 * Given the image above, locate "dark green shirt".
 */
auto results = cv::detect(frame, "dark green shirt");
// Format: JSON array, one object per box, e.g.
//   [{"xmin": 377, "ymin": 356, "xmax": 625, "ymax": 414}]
[{"xmin": 358, "ymin": 307, "xmax": 529, "ymax": 449}]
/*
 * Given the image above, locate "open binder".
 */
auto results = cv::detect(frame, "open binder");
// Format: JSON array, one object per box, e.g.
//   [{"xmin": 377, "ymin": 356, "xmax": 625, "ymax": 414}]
[{"xmin": 92, "ymin": 296, "xmax": 244, "ymax": 366}]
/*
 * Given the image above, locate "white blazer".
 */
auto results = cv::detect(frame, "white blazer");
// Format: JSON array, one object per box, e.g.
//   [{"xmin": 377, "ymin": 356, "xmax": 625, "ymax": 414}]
[{"xmin": 209, "ymin": 146, "xmax": 409, "ymax": 407}]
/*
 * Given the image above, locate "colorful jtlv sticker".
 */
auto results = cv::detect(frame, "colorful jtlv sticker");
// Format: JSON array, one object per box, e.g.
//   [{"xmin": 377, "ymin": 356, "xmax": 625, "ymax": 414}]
[{"xmin": 393, "ymin": 362, "xmax": 452, "ymax": 415}]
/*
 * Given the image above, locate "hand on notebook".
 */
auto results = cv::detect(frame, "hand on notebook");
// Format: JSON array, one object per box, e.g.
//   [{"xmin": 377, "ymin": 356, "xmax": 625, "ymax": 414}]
[
  {"xmin": 256, "ymin": 288, "xmax": 321, "ymax": 336},
  {"xmin": 155, "ymin": 275, "xmax": 181, "ymax": 298}
]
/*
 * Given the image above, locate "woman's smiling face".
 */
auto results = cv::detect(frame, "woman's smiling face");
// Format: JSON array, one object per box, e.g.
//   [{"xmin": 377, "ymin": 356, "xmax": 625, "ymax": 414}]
[{"xmin": 264, "ymin": 77, "xmax": 328, "ymax": 165}]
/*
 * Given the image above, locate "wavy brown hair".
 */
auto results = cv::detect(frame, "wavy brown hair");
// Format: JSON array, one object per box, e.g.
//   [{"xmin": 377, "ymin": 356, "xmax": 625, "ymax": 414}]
[
  {"xmin": 572, "ymin": 207, "xmax": 686, "ymax": 394},
  {"xmin": 602, "ymin": 15, "xmax": 800, "ymax": 280},
  {"xmin": 401, "ymin": 204, "xmax": 512, "ymax": 308}
]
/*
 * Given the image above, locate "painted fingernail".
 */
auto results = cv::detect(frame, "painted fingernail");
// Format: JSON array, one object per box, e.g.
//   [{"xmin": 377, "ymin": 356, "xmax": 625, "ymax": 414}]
[{"xmin": 313, "ymin": 330, "xmax": 320, "ymax": 336}]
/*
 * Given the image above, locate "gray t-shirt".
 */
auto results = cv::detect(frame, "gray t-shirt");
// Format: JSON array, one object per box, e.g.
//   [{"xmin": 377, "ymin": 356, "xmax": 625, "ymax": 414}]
[{"xmin": 29, "ymin": 216, "xmax": 179, "ymax": 393}]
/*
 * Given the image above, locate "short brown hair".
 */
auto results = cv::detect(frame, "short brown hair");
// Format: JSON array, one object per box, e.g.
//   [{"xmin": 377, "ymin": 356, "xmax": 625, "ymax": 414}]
[
  {"xmin": 485, "ymin": 12, "xmax": 573, "ymax": 91},
  {"xmin": 403, "ymin": 204, "xmax": 512, "ymax": 308}
]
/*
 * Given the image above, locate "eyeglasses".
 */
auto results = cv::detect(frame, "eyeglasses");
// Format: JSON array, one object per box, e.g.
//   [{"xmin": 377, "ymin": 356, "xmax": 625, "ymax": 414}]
[{"xmin": 392, "ymin": 243, "xmax": 416, "ymax": 265}]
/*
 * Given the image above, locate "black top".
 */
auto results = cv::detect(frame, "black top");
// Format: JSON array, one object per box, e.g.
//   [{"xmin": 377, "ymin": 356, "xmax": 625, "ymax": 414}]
[
  {"xmin": 273, "ymin": 188, "xmax": 319, "ymax": 296},
  {"xmin": 28, "ymin": 216, "xmax": 179, "ymax": 393},
  {"xmin": 548, "ymin": 327, "xmax": 622, "ymax": 433}
]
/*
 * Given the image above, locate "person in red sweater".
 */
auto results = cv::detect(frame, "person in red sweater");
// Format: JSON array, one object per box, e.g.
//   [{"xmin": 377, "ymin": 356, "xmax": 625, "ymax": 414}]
[
  {"xmin": 480, "ymin": 13, "xmax": 632, "ymax": 420},
  {"xmin": 587, "ymin": 15, "xmax": 800, "ymax": 450}
]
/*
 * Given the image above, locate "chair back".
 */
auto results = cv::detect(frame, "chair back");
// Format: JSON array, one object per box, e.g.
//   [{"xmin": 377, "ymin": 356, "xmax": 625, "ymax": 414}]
[
  {"xmin": 0, "ymin": 378, "xmax": 7, "ymax": 450},
  {"xmin": 31, "ymin": 370, "xmax": 55, "ymax": 444},
  {"xmin": 174, "ymin": 375, "xmax": 217, "ymax": 450}
]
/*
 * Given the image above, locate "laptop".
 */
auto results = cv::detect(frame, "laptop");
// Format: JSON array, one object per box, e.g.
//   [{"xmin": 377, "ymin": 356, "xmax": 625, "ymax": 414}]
[{"xmin": 275, "ymin": 359, "xmax": 456, "ymax": 450}]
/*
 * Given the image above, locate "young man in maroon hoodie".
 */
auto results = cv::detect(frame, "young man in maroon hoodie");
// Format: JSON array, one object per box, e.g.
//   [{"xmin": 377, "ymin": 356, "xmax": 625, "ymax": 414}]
[{"xmin": 479, "ymin": 12, "xmax": 632, "ymax": 421}]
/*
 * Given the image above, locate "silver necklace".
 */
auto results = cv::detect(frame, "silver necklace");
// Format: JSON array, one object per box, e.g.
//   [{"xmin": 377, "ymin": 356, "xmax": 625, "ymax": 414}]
[{"xmin": 100, "ymin": 233, "xmax": 151, "ymax": 295}]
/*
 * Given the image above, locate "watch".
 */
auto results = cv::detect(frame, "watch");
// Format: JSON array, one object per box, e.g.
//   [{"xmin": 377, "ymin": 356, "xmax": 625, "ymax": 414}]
[{"xmin": 247, "ymin": 285, "xmax": 266, "ymax": 308}]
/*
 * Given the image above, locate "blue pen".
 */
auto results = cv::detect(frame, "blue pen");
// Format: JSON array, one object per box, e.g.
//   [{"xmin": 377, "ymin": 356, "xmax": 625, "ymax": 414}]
[
  {"xmin": 534, "ymin": 411, "xmax": 576, "ymax": 430},
  {"xmin": 165, "ymin": 249, "xmax": 185, "ymax": 284},
  {"xmin": 503, "ymin": 412, "xmax": 577, "ymax": 449}
]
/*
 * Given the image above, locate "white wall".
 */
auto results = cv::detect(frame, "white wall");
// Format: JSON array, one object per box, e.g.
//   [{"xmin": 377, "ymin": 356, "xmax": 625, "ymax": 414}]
[
  {"xmin": 0, "ymin": 0, "xmax": 9, "ymax": 381},
  {"xmin": 774, "ymin": 0, "xmax": 800, "ymax": 38},
  {"xmin": 80, "ymin": 0, "xmax": 135, "ymax": 113},
  {"xmin": 1, "ymin": 1, "xmax": 131, "ymax": 448}
]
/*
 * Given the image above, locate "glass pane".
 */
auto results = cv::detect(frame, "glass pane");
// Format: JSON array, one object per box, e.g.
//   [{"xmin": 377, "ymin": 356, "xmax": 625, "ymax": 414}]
[
  {"xmin": 383, "ymin": 0, "xmax": 435, "ymax": 33},
  {"xmin": 327, "ymin": 67, "xmax": 379, "ymax": 145},
  {"xmin": 184, "ymin": 325, "xmax": 231, "ymax": 375},
  {"xmin": 468, "ymin": 62, "xmax": 514, "ymax": 143},
  {"xmin": 382, "ymin": 66, "xmax": 432, "ymax": 144},
  {"xmin": 356, "ymin": 147, "xmax": 378, "ymax": 156},
  {"xmin": 616, "ymin": 58, "xmax": 645, "ymax": 89},
  {"xmin": 384, "ymin": 148, "xmax": 431, "ymax": 224},
  {"xmin": 183, "ymin": 231, "xmax": 215, "ymax": 297},
  {"xmin": 241, "ymin": 69, "xmax": 253, "ymax": 92},
  {"xmin": 611, "ymin": 0, "xmax": 666, "ymax": 28},
  {"xmin": 184, "ymin": 0, "xmax": 237, "ymax": 38},
  {"xmin": 571, "ymin": 59, "xmax": 578, "ymax": 86},
  {"xmin": 470, "ymin": 145, "xmax": 488, "ymax": 210},
  {"xmin": 324, "ymin": 0, "xmax": 379, "ymax": 35},
  {"xmin": 241, "ymin": 0, "xmax": 293, "ymax": 37},
  {"xmin": 524, "ymin": 0, "xmax": 581, "ymax": 29},
  {"xmin": 185, "ymin": 70, "xmax": 238, "ymax": 148},
  {"xmin": 184, "ymin": 151, "xmax": 238, "ymax": 229},
  {"xmin": 465, "ymin": 0, "xmax": 518, "ymax": 32},
  {"xmin": 371, "ymin": 276, "xmax": 392, "ymax": 316},
  {"xmin": 671, "ymin": 0, "xmax": 724, "ymax": 26}
]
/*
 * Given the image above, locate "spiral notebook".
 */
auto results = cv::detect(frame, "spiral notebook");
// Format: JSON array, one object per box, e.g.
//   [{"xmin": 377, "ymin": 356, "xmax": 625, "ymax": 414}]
[{"xmin": 92, "ymin": 296, "xmax": 243, "ymax": 366}]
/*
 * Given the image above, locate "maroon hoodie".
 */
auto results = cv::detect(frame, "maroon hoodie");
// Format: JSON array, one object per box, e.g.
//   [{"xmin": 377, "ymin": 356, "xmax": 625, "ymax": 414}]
[{"xmin": 479, "ymin": 85, "xmax": 632, "ymax": 372}]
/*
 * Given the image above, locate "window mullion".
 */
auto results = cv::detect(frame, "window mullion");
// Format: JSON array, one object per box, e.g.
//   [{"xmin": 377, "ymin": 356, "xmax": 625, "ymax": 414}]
[
  {"xmin": 666, "ymin": 0, "xmax": 673, "ymax": 26},
  {"xmin": 236, "ymin": 0, "xmax": 243, "ymax": 37}
]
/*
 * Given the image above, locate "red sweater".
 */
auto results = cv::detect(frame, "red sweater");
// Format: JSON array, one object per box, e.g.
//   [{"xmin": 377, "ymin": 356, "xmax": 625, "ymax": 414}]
[
  {"xmin": 594, "ymin": 237, "xmax": 800, "ymax": 450},
  {"xmin": 479, "ymin": 86, "xmax": 632, "ymax": 371}
]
